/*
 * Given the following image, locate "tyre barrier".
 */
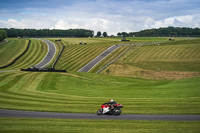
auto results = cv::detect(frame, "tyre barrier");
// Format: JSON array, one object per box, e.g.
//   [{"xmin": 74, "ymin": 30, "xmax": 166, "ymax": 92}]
[
  {"xmin": 21, "ymin": 68, "xmax": 66, "ymax": 72},
  {"xmin": 52, "ymin": 46, "xmax": 65, "ymax": 68},
  {"xmin": 0, "ymin": 39, "xmax": 30, "ymax": 69}
]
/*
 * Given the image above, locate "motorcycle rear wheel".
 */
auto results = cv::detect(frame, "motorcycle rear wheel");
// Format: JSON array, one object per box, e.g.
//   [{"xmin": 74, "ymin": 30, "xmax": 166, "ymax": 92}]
[{"xmin": 97, "ymin": 109, "xmax": 103, "ymax": 115}]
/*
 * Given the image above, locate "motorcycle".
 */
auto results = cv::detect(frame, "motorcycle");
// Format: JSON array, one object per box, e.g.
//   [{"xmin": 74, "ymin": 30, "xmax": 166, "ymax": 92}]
[{"xmin": 97, "ymin": 103, "xmax": 123, "ymax": 115}]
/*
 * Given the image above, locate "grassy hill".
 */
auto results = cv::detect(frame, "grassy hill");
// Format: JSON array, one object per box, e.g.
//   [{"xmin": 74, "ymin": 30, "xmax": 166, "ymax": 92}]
[
  {"xmin": 0, "ymin": 37, "xmax": 200, "ymax": 132},
  {"xmin": 0, "ymin": 38, "xmax": 48, "ymax": 70},
  {"xmin": 0, "ymin": 38, "xmax": 27, "ymax": 67},
  {"xmin": 0, "ymin": 71, "xmax": 199, "ymax": 114},
  {"xmin": 52, "ymin": 37, "xmax": 125, "ymax": 72},
  {"xmin": 52, "ymin": 37, "xmax": 169, "ymax": 72},
  {"xmin": 0, "ymin": 38, "xmax": 200, "ymax": 114},
  {"xmin": 0, "ymin": 37, "xmax": 199, "ymax": 114},
  {"xmin": 102, "ymin": 38, "xmax": 200, "ymax": 79}
]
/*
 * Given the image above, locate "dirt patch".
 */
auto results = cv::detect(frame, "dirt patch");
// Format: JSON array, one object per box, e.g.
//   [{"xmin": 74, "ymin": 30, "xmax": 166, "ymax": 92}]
[
  {"xmin": 140, "ymin": 70, "xmax": 200, "ymax": 80},
  {"xmin": 102, "ymin": 64, "xmax": 200, "ymax": 80},
  {"xmin": 102, "ymin": 64, "xmax": 142, "ymax": 78}
]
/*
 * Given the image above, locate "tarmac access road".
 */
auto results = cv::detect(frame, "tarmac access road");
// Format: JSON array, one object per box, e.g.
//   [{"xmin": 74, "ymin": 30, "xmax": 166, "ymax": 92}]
[
  {"xmin": 78, "ymin": 44, "xmax": 123, "ymax": 72},
  {"xmin": 0, "ymin": 109, "xmax": 199, "ymax": 121},
  {"xmin": 34, "ymin": 39, "xmax": 56, "ymax": 68}
]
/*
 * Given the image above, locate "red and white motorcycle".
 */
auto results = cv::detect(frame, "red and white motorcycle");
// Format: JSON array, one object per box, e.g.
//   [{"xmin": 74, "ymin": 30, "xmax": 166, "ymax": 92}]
[{"xmin": 97, "ymin": 103, "xmax": 123, "ymax": 115}]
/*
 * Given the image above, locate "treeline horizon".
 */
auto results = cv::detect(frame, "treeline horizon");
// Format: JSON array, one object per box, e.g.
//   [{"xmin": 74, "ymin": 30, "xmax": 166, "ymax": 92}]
[
  {"xmin": 1, "ymin": 26, "xmax": 200, "ymax": 38},
  {"xmin": 118, "ymin": 26, "xmax": 200, "ymax": 37},
  {"xmin": 0, "ymin": 28, "xmax": 94, "ymax": 38}
]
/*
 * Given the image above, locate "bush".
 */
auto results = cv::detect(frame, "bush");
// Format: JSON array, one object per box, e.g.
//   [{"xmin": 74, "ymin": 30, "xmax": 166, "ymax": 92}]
[
  {"xmin": 0, "ymin": 30, "xmax": 7, "ymax": 41},
  {"xmin": 106, "ymin": 69, "xmax": 110, "ymax": 74},
  {"xmin": 0, "ymin": 34, "xmax": 2, "ymax": 41}
]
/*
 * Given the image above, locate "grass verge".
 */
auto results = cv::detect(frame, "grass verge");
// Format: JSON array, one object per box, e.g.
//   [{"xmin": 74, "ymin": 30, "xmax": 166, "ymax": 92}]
[{"xmin": 0, "ymin": 118, "xmax": 199, "ymax": 133}]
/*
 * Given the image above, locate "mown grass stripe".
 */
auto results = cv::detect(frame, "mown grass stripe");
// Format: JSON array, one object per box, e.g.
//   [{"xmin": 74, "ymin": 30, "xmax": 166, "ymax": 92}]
[
  {"xmin": 65, "ymin": 46, "xmax": 100, "ymax": 68},
  {"xmin": 6, "ymin": 39, "xmax": 47, "ymax": 69},
  {"xmin": 70, "ymin": 47, "xmax": 105, "ymax": 71},
  {"xmin": 0, "ymin": 72, "xmax": 25, "ymax": 88},
  {"xmin": 6, "ymin": 40, "xmax": 37, "ymax": 69},
  {"xmin": 56, "ymin": 46, "xmax": 84, "ymax": 69},
  {"xmin": 0, "ymin": 73, "xmax": 26, "ymax": 92},
  {"xmin": 60, "ymin": 45, "xmax": 108, "ymax": 71},
  {"xmin": 14, "ymin": 40, "xmax": 39, "ymax": 68},
  {"xmin": 19, "ymin": 39, "xmax": 46, "ymax": 68},
  {"xmin": 0, "ymin": 38, "xmax": 26, "ymax": 67},
  {"xmin": 155, "ymin": 46, "xmax": 172, "ymax": 61},
  {"xmin": 57, "ymin": 47, "xmax": 91, "ymax": 70}
]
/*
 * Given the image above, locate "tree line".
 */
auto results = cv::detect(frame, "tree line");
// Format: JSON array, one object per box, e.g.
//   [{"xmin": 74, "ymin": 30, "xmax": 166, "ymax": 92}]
[
  {"xmin": 0, "ymin": 28, "xmax": 94, "ymax": 38},
  {"xmin": 0, "ymin": 30, "xmax": 7, "ymax": 41},
  {"xmin": 1, "ymin": 26, "xmax": 200, "ymax": 39},
  {"xmin": 117, "ymin": 26, "xmax": 200, "ymax": 37}
]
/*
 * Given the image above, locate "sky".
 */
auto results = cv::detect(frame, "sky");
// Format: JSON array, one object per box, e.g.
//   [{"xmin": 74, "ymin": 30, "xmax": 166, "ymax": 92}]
[{"xmin": 0, "ymin": 0, "xmax": 200, "ymax": 35}]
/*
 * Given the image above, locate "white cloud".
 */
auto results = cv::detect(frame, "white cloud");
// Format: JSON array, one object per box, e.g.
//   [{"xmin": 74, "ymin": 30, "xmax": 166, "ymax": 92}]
[
  {"xmin": 0, "ymin": 19, "xmax": 27, "ymax": 28},
  {"xmin": 151, "ymin": 15, "xmax": 200, "ymax": 28},
  {"xmin": 0, "ymin": 0, "xmax": 200, "ymax": 35},
  {"xmin": 153, "ymin": 17, "xmax": 175, "ymax": 28},
  {"xmin": 53, "ymin": 19, "xmax": 79, "ymax": 29},
  {"xmin": 176, "ymin": 15, "xmax": 193, "ymax": 24}
]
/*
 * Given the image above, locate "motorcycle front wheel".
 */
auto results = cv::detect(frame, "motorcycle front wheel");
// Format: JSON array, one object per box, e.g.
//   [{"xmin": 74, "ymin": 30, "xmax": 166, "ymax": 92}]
[
  {"xmin": 113, "ymin": 108, "xmax": 121, "ymax": 115},
  {"xmin": 97, "ymin": 109, "xmax": 103, "ymax": 115}
]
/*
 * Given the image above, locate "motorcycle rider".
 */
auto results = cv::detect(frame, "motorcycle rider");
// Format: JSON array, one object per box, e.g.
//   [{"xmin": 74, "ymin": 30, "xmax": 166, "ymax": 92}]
[{"xmin": 105, "ymin": 99, "xmax": 117, "ymax": 110}]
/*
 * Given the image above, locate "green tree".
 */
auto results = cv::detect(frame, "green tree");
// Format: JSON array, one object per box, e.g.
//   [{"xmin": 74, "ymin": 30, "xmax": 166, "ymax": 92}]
[
  {"xmin": 121, "ymin": 32, "xmax": 128, "ymax": 37},
  {"xmin": 96, "ymin": 31, "xmax": 101, "ymax": 37},
  {"xmin": 0, "ymin": 34, "xmax": 2, "ymax": 41},
  {"xmin": 103, "ymin": 32, "xmax": 108, "ymax": 37},
  {"xmin": 0, "ymin": 30, "xmax": 7, "ymax": 41},
  {"xmin": 117, "ymin": 32, "xmax": 122, "ymax": 36},
  {"xmin": 84, "ymin": 32, "xmax": 91, "ymax": 37}
]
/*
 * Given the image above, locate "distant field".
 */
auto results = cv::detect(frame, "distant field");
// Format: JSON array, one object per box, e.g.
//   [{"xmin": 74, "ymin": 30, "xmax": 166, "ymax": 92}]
[
  {"xmin": 0, "ymin": 38, "xmax": 26, "ymax": 67},
  {"xmin": 51, "ymin": 37, "xmax": 169, "ymax": 72},
  {"xmin": 0, "ymin": 37, "xmax": 169, "ymax": 71},
  {"xmin": 102, "ymin": 38, "xmax": 200, "ymax": 79}
]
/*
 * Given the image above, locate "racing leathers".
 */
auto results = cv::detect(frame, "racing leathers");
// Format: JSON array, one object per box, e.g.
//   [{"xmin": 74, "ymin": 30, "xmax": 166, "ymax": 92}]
[{"xmin": 104, "ymin": 101, "xmax": 117, "ymax": 110}]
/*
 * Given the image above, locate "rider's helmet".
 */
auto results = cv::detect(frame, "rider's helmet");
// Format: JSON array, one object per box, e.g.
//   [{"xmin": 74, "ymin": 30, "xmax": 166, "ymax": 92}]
[{"xmin": 110, "ymin": 99, "xmax": 113, "ymax": 102}]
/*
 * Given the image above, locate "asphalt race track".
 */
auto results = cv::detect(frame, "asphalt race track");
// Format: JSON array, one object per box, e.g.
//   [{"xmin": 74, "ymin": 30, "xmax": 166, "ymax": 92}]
[
  {"xmin": 78, "ymin": 44, "xmax": 123, "ymax": 72},
  {"xmin": 0, "ymin": 109, "xmax": 199, "ymax": 121},
  {"xmin": 35, "ymin": 39, "xmax": 56, "ymax": 68}
]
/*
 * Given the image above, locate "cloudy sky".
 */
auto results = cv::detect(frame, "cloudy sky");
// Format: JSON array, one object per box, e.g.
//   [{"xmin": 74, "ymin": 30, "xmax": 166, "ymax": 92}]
[{"xmin": 0, "ymin": 0, "xmax": 200, "ymax": 35}]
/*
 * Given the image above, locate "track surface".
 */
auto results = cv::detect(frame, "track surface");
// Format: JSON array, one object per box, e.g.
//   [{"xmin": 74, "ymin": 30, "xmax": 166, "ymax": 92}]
[
  {"xmin": 35, "ymin": 39, "xmax": 56, "ymax": 68},
  {"xmin": 0, "ymin": 109, "xmax": 199, "ymax": 121},
  {"xmin": 78, "ymin": 44, "xmax": 123, "ymax": 72}
]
